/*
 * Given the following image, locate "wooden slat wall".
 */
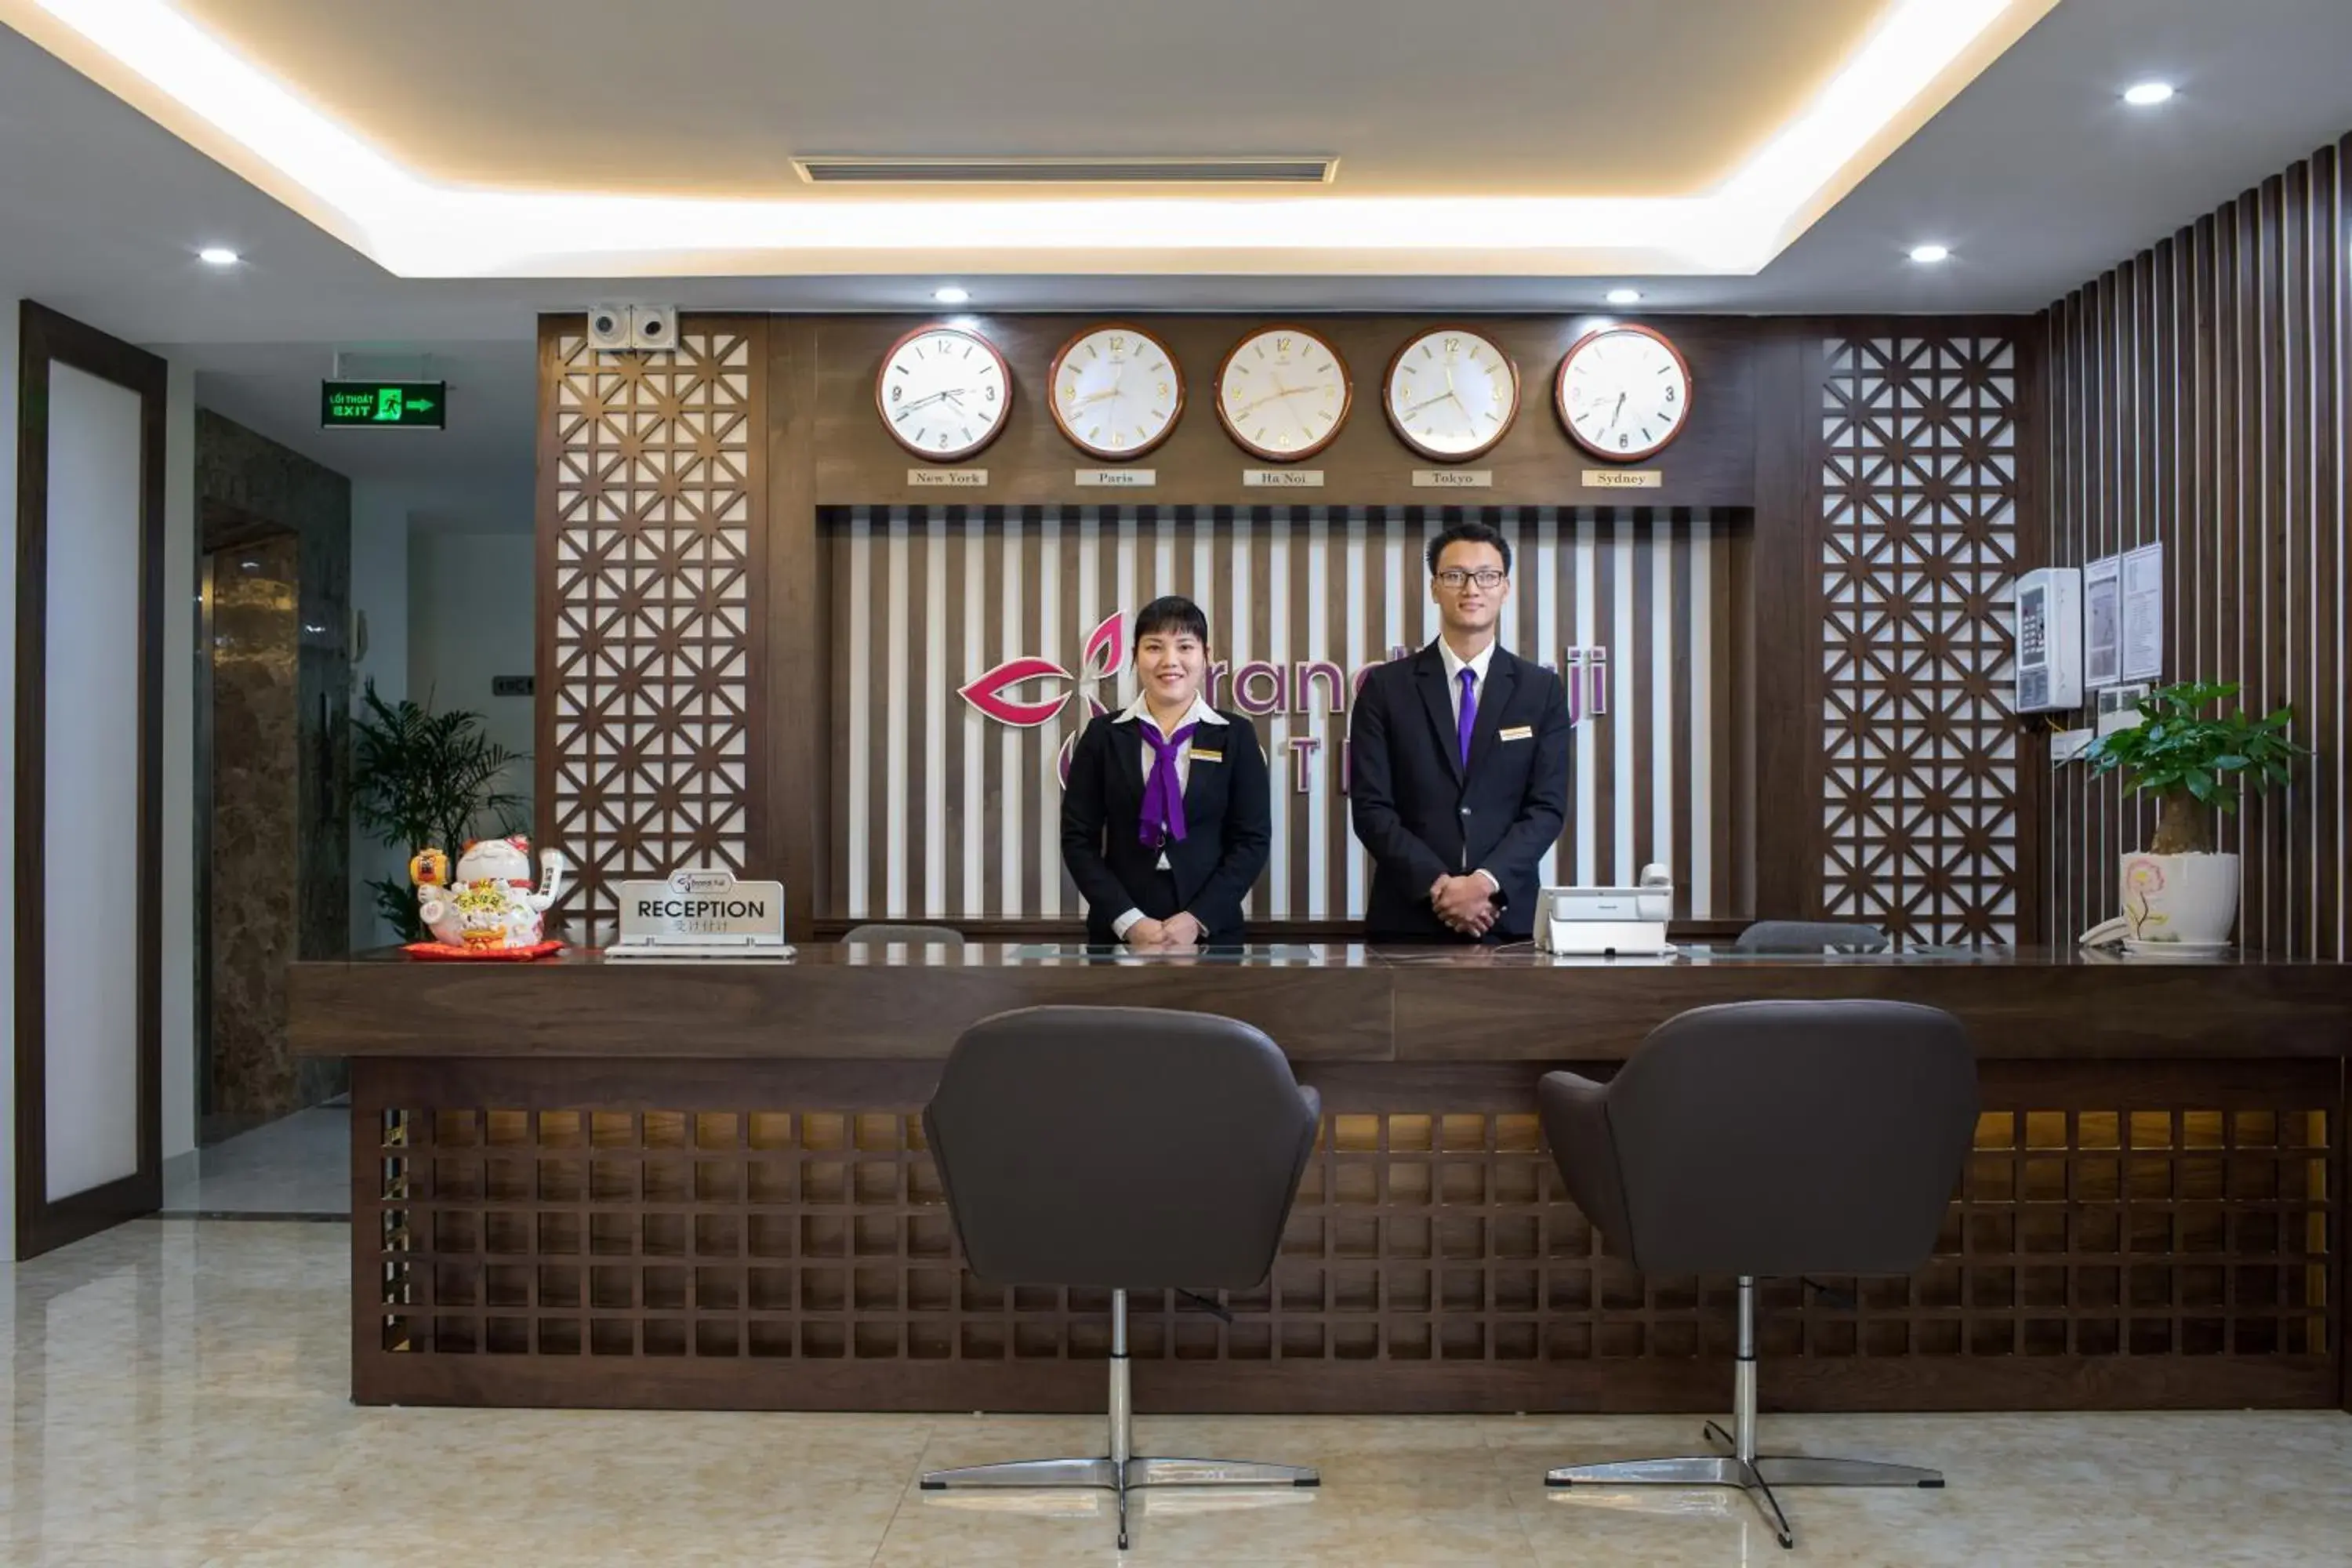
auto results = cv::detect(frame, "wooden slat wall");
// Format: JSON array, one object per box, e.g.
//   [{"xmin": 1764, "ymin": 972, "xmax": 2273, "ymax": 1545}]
[
  {"xmin": 826, "ymin": 504, "xmax": 1741, "ymax": 924},
  {"xmin": 2045, "ymin": 136, "xmax": 2349, "ymax": 960}
]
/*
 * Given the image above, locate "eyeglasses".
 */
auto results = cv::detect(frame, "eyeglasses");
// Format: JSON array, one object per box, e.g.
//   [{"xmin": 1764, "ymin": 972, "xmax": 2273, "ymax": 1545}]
[{"xmin": 1434, "ymin": 568, "xmax": 1506, "ymax": 590}]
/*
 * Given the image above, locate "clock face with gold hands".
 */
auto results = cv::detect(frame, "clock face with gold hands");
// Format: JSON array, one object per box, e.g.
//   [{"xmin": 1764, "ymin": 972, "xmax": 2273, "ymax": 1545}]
[
  {"xmin": 876, "ymin": 323, "xmax": 1011, "ymax": 461},
  {"xmin": 1214, "ymin": 325, "xmax": 1351, "ymax": 461},
  {"xmin": 1384, "ymin": 325, "xmax": 1519, "ymax": 461},
  {"xmin": 1047, "ymin": 324, "xmax": 1184, "ymax": 459}
]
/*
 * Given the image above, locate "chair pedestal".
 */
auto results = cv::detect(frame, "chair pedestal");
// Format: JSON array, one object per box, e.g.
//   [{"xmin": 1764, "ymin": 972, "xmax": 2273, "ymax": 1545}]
[
  {"xmin": 1545, "ymin": 1277, "xmax": 1944, "ymax": 1550},
  {"xmin": 920, "ymin": 1289, "xmax": 1318, "ymax": 1549}
]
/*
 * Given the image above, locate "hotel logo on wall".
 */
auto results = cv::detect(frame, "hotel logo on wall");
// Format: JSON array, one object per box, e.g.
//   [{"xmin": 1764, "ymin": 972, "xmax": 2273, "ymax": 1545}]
[{"xmin": 957, "ymin": 610, "xmax": 1610, "ymax": 790}]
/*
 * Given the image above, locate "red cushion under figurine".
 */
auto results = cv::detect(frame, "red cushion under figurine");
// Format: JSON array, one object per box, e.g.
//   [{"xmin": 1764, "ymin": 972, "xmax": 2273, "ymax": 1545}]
[{"xmin": 401, "ymin": 939, "xmax": 565, "ymax": 962}]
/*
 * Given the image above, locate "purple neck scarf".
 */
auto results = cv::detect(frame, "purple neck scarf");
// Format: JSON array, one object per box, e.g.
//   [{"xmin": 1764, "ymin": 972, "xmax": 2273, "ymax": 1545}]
[{"xmin": 1138, "ymin": 720, "xmax": 1200, "ymax": 848}]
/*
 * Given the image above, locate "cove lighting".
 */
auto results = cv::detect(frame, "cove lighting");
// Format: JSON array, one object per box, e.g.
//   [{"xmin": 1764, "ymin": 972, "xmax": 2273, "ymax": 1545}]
[
  {"xmin": 18, "ymin": 0, "xmax": 2047, "ymax": 278},
  {"xmin": 197, "ymin": 245, "xmax": 239, "ymax": 265},
  {"xmin": 1909, "ymin": 244, "xmax": 1951, "ymax": 264},
  {"xmin": 2123, "ymin": 82, "xmax": 2176, "ymax": 107},
  {"xmin": 1605, "ymin": 289, "xmax": 1642, "ymax": 305},
  {"xmin": 932, "ymin": 285, "xmax": 970, "ymax": 304}
]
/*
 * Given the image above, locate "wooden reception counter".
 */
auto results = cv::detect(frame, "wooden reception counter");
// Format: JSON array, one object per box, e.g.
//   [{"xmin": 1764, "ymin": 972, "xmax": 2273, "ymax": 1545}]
[{"xmin": 290, "ymin": 945, "xmax": 2352, "ymax": 1415}]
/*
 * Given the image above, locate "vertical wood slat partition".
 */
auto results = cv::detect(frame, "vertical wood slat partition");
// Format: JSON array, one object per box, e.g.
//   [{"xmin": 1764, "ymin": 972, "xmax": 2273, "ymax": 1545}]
[
  {"xmin": 2044, "ymin": 136, "xmax": 2350, "ymax": 960},
  {"xmin": 826, "ymin": 504, "xmax": 1742, "ymax": 925}
]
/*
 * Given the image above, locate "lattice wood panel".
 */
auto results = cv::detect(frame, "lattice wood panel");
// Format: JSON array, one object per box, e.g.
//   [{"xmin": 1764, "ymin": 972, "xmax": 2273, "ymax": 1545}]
[
  {"xmin": 541, "ymin": 321, "xmax": 766, "ymax": 942},
  {"xmin": 358, "ymin": 1061, "xmax": 2334, "ymax": 1410},
  {"xmin": 1819, "ymin": 336, "xmax": 2026, "ymax": 945}
]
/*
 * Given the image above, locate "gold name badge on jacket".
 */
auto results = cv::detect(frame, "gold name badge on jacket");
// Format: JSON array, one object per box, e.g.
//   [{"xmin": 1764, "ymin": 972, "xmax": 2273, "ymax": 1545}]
[
  {"xmin": 1498, "ymin": 725, "xmax": 1534, "ymax": 742},
  {"xmin": 1189, "ymin": 749, "xmax": 1224, "ymax": 764}
]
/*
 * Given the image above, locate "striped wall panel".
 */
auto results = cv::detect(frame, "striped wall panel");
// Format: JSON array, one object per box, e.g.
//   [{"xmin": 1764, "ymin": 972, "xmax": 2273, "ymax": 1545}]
[
  {"xmin": 826, "ymin": 506, "xmax": 1743, "ymax": 926},
  {"xmin": 2044, "ymin": 137, "xmax": 2350, "ymax": 960}
]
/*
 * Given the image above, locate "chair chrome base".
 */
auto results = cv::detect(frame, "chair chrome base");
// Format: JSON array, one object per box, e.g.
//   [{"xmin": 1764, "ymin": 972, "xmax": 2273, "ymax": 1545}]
[
  {"xmin": 919, "ymin": 1290, "xmax": 1318, "ymax": 1550},
  {"xmin": 1544, "ymin": 1278, "xmax": 1944, "ymax": 1550}
]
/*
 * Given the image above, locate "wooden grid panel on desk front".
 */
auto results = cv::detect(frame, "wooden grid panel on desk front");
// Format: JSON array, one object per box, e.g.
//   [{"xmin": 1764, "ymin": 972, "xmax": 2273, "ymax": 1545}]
[{"xmin": 361, "ymin": 1065, "xmax": 2336, "ymax": 1407}]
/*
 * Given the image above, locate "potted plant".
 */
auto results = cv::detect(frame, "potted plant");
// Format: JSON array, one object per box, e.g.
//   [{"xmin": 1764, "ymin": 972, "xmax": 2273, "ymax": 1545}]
[
  {"xmin": 2075, "ymin": 680, "xmax": 2303, "ymax": 947},
  {"xmin": 352, "ymin": 681, "xmax": 528, "ymax": 944}
]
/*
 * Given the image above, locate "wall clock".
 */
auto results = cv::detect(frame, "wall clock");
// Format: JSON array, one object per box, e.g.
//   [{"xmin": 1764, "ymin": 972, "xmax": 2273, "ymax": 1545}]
[
  {"xmin": 1047, "ymin": 323, "xmax": 1184, "ymax": 459},
  {"xmin": 1555, "ymin": 323, "xmax": 1692, "ymax": 462},
  {"xmin": 1214, "ymin": 325, "xmax": 1350, "ymax": 461},
  {"xmin": 1383, "ymin": 325, "xmax": 1519, "ymax": 461},
  {"xmin": 876, "ymin": 324, "xmax": 1011, "ymax": 461}
]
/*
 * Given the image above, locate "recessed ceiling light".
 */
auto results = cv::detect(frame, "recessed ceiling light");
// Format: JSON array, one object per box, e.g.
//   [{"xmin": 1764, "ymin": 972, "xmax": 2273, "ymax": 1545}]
[
  {"xmin": 933, "ymin": 285, "xmax": 970, "ymax": 304},
  {"xmin": 1605, "ymin": 288, "xmax": 1642, "ymax": 305},
  {"xmin": 198, "ymin": 246, "xmax": 240, "ymax": 265},
  {"xmin": 2123, "ymin": 81, "xmax": 2176, "ymax": 107},
  {"xmin": 1908, "ymin": 244, "xmax": 1951, "ymax": 264}
]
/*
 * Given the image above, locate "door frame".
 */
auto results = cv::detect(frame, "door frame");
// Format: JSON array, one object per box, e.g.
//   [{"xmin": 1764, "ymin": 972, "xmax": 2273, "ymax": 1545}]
[{"xmin": 13, "ymin": 300, "xmax": 167, "ymax": 1258}]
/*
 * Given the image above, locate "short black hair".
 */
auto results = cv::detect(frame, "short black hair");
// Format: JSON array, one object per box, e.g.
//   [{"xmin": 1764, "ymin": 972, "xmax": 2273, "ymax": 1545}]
[
  {"xmin": 1425, "ymin": 521, "xmax": 1512, "ymax": 576},
  {"xmin": 1132, "ymin": 594, "xmax": 1210, "ymax": 648}
]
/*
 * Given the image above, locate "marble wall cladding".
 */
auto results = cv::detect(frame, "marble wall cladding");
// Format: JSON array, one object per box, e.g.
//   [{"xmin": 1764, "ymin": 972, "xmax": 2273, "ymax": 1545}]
[
  {"xmin": 206, "ymin": 535, "xmax": 302, "ymax": 1120},
  {"xmin": 196, "ymin": 409, "xmax": 353, "ymax": 1121}
]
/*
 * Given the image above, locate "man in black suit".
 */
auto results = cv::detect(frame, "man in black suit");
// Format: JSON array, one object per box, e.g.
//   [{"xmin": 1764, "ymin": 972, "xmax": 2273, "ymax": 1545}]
[{"xmin": 1348, "ymin": 521, "xmax": 1573, "ymax": 942}]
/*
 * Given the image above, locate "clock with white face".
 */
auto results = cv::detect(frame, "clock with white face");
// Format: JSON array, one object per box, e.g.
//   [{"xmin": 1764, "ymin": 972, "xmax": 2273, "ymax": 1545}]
[
  {"xmin": 1048, "ymin": 324, "xmax": 1184, "ymax": 459},
  {"xmin": 1215, "ymin": 325, "xmax": 1350, "ymax": 461},
  {"xmin": 876, "ymin": 324, "xmax": 1011, "ymax": 461},
  {"xmin": 1555, "ymin": 323, "xmax": 1692, "ymax": 462},
  {"xmin": 1384, "ymin": 326, "xmax": 1519, "ymax": 461}
]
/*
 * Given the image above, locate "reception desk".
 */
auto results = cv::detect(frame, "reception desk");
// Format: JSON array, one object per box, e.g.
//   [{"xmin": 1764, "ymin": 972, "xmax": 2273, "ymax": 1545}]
[{"xmin": 289, "ymin": 945, "xmax": 2352, "ymax": 1415}]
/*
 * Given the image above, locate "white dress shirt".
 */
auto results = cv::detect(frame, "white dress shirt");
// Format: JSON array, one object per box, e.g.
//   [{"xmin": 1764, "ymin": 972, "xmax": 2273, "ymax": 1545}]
[
  {"xmin": 1438, "ymin": 637, "xmax": 1496, "ymax": 728},
  {"xmin": 1434, "ymin": 637, "xmax": 1501, "ymax": 898},
  {"xmin": 1109, "ymin": 693, "xmax": 1229, "ymax": 938}
]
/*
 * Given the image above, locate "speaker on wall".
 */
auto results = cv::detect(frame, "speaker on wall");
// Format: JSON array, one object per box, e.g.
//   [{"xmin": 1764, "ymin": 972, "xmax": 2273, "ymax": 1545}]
[
  {"xmin": 587, "ymin": 304, "xmax": 631, "ymax": 352},
  {"xmin": 630, "ymin": 306, "xmax": 679, "ymax": 351}
]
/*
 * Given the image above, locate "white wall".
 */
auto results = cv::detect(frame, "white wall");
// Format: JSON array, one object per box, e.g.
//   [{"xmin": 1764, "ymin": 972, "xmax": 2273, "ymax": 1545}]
[
  {"xmin": 161, "ymin": 363, "xmax": 194, "ymax": 1163},
  {"xmin": 348, "ymin": 480, "xmax": 412, "ymax": 946},
  {"xmin": 347, "ymin": 476, "xmax": 532, "ymax": 949},
  {"xmin": 408, "ymin": 527, "xmax": 535, "ymax": 815},
  {"xmin": 42, "ymin": 362, "xmax": 145, "ymax": 1202},
  {"xmin": 1, "ymin": 302, "xmax": 20, "ymax": 1256}
]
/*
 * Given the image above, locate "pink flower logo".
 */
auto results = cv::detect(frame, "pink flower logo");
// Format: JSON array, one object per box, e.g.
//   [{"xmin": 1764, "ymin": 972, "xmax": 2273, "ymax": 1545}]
[{"xmin": 958, "ymin": 612, "xmax": 1126, "ymax": 780}]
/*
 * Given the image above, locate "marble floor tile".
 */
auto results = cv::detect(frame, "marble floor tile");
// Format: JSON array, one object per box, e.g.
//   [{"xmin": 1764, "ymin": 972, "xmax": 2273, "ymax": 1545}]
[
  {"xmin": 161, "ymin": 1106, "xmax": 350, "ymax": 1218},
  {"xmin": 3, "ymin": 1221, "xmax": 2351, "ymax": 1566}
]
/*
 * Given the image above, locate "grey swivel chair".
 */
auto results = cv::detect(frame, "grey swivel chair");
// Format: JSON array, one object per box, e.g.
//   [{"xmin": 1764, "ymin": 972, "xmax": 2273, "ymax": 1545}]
[
  {"xmin": 919, "ymin": 1005, "xmax": 1323, "ymax": 1548},
  {"xmin": 1732, "ymin": 920, "xmax": 1889, "ymax": 953},
  {"xmin": 841, "ymin": 921, "xmax": 965, "ymax": 946},
  {"xmin": 1540, "ymin": 1000, "xmax": 1977, "ymax": 1549}
]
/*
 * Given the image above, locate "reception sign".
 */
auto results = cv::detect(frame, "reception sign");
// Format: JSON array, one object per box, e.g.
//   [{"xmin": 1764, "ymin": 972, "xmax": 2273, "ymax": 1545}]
[{"xmin": 612, "ymin": 869, "xmax": 788, "ymax": 953}]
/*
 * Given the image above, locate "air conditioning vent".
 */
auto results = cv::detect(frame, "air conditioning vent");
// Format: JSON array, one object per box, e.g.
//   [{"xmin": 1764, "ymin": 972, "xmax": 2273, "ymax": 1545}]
[{"xmin": 793, "ymin": 155, "xmax": 1337, "ymax": 186}]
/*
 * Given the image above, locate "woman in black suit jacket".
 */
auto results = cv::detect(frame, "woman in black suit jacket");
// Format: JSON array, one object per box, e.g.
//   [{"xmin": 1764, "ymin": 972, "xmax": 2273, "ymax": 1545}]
[{"xmin": 1061, "ymin": 596, "xmax": 1271, "ymax": 948}]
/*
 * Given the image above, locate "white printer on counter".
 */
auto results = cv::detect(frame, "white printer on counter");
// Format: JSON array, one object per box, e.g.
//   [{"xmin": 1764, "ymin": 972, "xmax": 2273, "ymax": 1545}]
[{"xmin": 1533, "ymin": 864, "xmax": 1676, "ymax": 956}]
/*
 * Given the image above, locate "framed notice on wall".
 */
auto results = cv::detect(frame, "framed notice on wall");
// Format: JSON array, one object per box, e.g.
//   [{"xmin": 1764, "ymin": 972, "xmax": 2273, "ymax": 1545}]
[
  {"xmin": 2120, "ymin": 543, "xmax": 2164, "ymax": 683},
  {"xmin": 2082, "ymin": 554, "xmax": 2122, "ymax": 688}
]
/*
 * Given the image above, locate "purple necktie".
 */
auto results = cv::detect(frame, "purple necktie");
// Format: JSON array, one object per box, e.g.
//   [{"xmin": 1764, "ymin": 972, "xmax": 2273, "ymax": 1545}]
[
  {"xmin": 1138, "ymin": 721, "xmax": 1200, "ymax": 848},
  {"xmin": 1457, "ymin": 667, "xmax": 1478, "ymax": 769}
]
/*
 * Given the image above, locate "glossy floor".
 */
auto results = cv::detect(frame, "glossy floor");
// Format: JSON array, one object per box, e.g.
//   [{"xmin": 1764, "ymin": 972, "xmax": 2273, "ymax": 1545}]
[
  {"xmin": 159, "ymin": 1106, "xmax": 349, "ymax": 1218},
  {"xmin": 4, "ymin": 1220, "xmax": 2349, "ymax": 1566}
]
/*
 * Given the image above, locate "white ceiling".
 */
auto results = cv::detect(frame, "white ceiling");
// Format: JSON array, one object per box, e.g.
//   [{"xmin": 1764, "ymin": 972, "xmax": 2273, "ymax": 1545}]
[
  {"xmin": 174, "ymin": 0, "xmax": 1893, "ymax": 201},
  {"xmin": 3, "ymin": 0, "xmax": 2351, "ymax": 493}
]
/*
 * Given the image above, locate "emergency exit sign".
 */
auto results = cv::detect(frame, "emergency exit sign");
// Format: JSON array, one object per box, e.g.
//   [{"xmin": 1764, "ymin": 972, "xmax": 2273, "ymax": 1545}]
[{"xmin": 321, "ymin": 380, "xmax": 446, "ymax": 429}]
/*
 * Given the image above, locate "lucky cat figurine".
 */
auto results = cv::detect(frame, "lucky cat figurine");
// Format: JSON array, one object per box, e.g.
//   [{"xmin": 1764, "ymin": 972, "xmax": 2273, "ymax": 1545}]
[{"xmin": 414, "ymin": 836, "xmax": 568, "ymax": 951}]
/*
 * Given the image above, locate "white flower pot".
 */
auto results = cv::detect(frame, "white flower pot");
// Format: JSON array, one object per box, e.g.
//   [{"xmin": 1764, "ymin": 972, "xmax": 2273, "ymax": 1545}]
[{"xmin": 2119, "ymin": 851, "xmax": 2241, "ymax": 947}]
